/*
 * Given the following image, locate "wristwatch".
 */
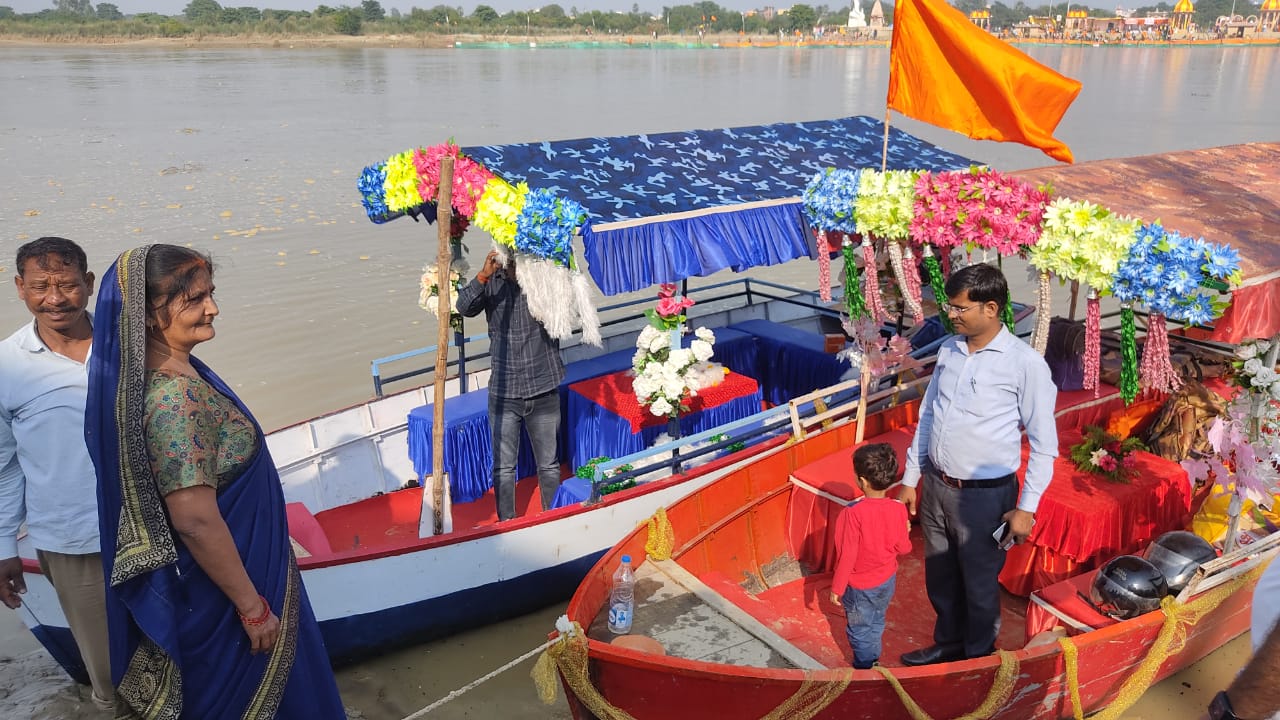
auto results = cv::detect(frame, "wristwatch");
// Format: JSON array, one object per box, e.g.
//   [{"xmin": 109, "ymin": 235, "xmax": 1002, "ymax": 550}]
[{"xmin": 1209, "ymin": 691, "xmax": 1242, "ymax": 720}]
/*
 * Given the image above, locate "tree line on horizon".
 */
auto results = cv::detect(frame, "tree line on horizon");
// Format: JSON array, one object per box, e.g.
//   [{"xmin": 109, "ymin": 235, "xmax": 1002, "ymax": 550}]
[{"xmin": 0, "ymin": 0, "xmax": 1259, "ymax": 38}]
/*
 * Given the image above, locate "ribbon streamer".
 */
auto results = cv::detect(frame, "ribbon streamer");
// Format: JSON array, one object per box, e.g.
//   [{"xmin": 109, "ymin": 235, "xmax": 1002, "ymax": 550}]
[
  {"xmin": 861, "ymin": 238, "xmax": 889, "ymax": 324},
  {"xmin": 1139, "ymin": 313, "xmax": 1182, "ymax": 396},
  {"xmin": 1119, "ymin": 304, "xmax": 1140, "ymax": 404},
  {"xmin": 1001, "ymin": 299, "xmax": 1015, "ymax": 333},
  {"xmin": 816, "ymin": 229, "xmax": 832, "ymax": 303},
  {"xmin": 1084, "ymin": 291, "xmax": 1101, "ymax": 395},
  {"xmin": 921, "ymin": 245, "xmax": 952, "ymax": 334}
]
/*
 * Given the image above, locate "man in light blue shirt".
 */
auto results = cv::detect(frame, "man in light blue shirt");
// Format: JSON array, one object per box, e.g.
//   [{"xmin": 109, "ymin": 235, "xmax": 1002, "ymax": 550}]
[
  {"xmin": 0, "ymin": 237, "xmax": 113, "ymax": 709},
  {"xmin": 897, "ymin": 263, "xmax": 1058, "ymax": 666}
]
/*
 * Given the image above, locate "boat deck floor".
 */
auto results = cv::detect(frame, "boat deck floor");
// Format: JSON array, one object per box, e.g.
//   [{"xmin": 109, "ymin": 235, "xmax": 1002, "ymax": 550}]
[{"xmin": 588, "ymin": 524, "xmax": 1029, "ymax": 669}]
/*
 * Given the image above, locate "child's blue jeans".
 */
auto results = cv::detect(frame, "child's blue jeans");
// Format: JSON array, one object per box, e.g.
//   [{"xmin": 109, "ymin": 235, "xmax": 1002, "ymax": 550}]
[{"xmin": 841, "ymin": 575, "xmax": 896, "ymax": 669}]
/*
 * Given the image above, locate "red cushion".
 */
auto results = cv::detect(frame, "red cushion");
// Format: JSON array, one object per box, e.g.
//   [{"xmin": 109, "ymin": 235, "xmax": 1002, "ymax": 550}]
[
  {"xmin": 286, "ymin": 502, "xmax": 333, "ymax": 556},
  {"xmin": 789, "ymin": 427, "xmax": 917, "ymax": 502}
]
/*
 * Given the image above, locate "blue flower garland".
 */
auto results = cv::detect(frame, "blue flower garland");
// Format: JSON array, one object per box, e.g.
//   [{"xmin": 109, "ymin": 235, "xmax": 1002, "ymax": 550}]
[
  {"xmin": 803, "ymin": 168, "xmax": 862, "ymax": 234},
  {"xmin": 1111, "ymin": 223, "xmax": 1240, "ymax": 326},
  {"xmin": 514, "ymin": 189, "xmax": 587, "ymax": 267},
  {"xmin": 357, "ymin": 162, "xmax": 401, "ymax": 224}
]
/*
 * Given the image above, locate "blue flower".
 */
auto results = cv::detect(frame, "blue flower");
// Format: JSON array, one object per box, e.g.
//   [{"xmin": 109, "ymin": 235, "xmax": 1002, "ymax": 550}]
[
  {"xmin": 803, "ymin": 168, "xmax": 861, "ymax": 234},
  {"xmin": 514, "ymin": 189, "xmax": 585, "ymax": 267},
  {"xmin": 358, "ymin": 163, "xmax": 395, "ymax": 222},
  {"xmin": 1205, "ymin": 243, "xmax": 1241, "ymax": 280},
  {"xmin": 1178, "ymin": 294, "xmax": 1216, "ymax": 326}
]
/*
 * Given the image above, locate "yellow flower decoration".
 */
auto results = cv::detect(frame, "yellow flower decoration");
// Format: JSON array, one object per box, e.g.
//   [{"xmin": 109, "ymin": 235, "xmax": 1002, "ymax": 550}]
[
  {"xmin": 472, "ymin": 177, "xmax": 528, "ymax": 248},
  {"xmin": 383, "ymin": 150, "xmax": 425, "ymax": 213}
]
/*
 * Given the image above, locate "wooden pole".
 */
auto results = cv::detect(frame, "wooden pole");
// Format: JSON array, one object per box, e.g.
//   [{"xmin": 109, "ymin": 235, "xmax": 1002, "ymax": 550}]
[
  {"xmin": 880, "ymin": 107, "xmax": 891, "ymax": 173},
  {"xmin": 430, "ymin": 156, "xmax": 456, "ymax": 537},
  {"xmin": 1067, "ymin": 280, "xmax": 1081, "ymax": 321}
]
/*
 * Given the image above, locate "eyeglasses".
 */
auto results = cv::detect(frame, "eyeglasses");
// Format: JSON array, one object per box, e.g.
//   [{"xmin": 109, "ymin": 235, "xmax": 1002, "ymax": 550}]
[{"xmin": 941, "ymin": 303, "xmax": 980, "ymax": 316}]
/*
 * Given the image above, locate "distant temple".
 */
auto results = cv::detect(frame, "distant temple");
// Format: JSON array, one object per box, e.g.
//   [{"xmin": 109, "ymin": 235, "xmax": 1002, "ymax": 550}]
[
  {"xmin": 1172, "ymin": 0, "xmax": 1194, "ymax": 33},
  {"xmin": 1262, "ymin": 0, "xmax": 1280, "ymax": 32},
  {"xmin": 848, "ymin": 0, "xmax": 867, "ymax": 28},
  {"xmin": 869, "ymin": 0, "xmax": 885, "ymax": 27},
  {"xmin": 968, "ymin": 8, "xmax": 991, "ymax": 30}
]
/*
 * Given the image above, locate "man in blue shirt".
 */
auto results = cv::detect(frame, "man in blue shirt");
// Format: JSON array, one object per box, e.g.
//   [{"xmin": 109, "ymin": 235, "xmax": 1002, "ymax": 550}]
[
  {"xmin": 0, "ymin": 237, "xmax": 113, "ymax": 708},
  {"xmin": 897, "ymin": 263, "xmax": 1058, "ymax": 666}
]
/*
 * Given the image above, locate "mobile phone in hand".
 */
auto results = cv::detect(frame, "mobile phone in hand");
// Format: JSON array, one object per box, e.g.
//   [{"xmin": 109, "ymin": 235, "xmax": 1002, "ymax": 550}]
[{"xmin": 992, "ymin": 522, "xmax": 1015, "ymax": 550}]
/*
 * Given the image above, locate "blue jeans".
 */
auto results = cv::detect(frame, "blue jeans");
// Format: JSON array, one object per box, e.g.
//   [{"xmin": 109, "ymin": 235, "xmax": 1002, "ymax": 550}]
[
  {"xmin": 489, "ymin": 389, "xmax": 561, "ymax": 521},
  {"xmin": 841, "ymin": 575, "xmax": 896, "ymax": 669}
]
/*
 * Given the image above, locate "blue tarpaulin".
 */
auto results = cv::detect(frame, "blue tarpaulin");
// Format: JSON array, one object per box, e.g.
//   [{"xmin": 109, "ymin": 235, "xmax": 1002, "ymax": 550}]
[{"xmin": 460, "ymin": 116, "xmax": 975, "ymax": 295}]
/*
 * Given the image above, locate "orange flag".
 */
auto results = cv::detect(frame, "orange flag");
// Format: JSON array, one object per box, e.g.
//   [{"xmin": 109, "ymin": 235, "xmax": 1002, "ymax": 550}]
[{"xmin": 887, "ymin": 0, "xmax": 1082, "ymax": 163}]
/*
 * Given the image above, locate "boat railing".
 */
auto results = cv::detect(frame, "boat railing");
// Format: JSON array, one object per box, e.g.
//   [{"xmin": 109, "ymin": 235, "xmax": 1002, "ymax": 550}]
[
  {"xmin": 585, "ymin": 364, "xmax": 929, "ymax": 503},
  {"xmin": 368, "ymin": 278, "xmax": 840, "ymax": 397},
  {"xmin": 1176, "ymin": 530, "xmax": 1280, "ymax": 602}
]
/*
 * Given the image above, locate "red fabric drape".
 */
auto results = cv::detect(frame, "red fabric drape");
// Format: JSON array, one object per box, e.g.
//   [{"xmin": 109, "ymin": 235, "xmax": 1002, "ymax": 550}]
[{"xmin": 571, "ymin": 370, "xmax": 759, "ymax": 433}]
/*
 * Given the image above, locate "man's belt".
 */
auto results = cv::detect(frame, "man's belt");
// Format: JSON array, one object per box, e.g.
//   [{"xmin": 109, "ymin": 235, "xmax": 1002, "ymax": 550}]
[{"xmin": 936, "ymin": 470, "xmax": 1016, "ymax": 490}]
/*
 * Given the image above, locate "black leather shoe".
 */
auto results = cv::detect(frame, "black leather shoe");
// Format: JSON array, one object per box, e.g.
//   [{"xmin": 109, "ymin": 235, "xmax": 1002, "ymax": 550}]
[{"xmin": 900, "ymin": 643, "xmax": 965, "ymax": 666}]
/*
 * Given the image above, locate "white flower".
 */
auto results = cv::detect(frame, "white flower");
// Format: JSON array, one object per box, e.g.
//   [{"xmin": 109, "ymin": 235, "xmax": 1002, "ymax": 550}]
[
  {"xmin": 637, "ymin": 325, "xmax": 660, "ymax": 350},
  {"xmin": 1252, "ymin": 368, "xmax": 1278, "ymax": 388},
  {"xmin": 695, "ymin": 326, "xmax": 715, "ymax": 343},
  {"xmin": 649, "ymin": 397, "xmax": 673, "ymax": 417},
  {"xmin": 1270, "ymin": 381, "xmax": 1280, "ymax": 402},
  {"xmin": 1237, "ymin": 344, "xmax": 1259, "ymax": 360},
  {"xmin": 662, "ymin": 378, "xmax": 686, "ymax": 399},
  {"xmin": 648, "ymin": 332, "xmax": 670, "ymax": 353},
  {"xmin": 1244, "ymin": 358, "xmax": 1264, "ymax": 377},
  {"xmin": 690, "ymin": 339, "xmax": 714, "ymax": 362},
  {"xmin": 1257, "ymin": 339, "xmax": 1272, "ymax": 354},
  {"xmin": 633, "ymin": 349, "xmax": 647, "ymax": 367},
  {"xmin": 1089, "ymin": 448, "xmax": 1110, "ymax": 465},
  {"xmin": 668, "ymin": 348, "xmax": 694, "ymax": 369},
  {"xmin": 633, "ymin": 375, "xmax": 658, "ymax": 399}
]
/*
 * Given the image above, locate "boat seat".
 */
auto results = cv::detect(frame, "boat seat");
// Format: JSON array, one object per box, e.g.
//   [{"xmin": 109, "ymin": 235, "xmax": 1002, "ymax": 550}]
[
  {"xmin": 788, "ymin": 426, "xmax": 917, "ymax": 502},
  {"xmin": 1024, "ymin": 569, "xmax": 1118, "ymax": 644},
  {"xmin": 286, "ymin": 502, "xmax": 333, "ymax": 557}
]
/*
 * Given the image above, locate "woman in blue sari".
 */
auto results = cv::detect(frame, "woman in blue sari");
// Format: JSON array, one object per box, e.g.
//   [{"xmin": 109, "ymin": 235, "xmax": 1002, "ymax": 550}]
[{"xmin": 86, "ymin": 245, "xmax": 345, "ymax": 719}]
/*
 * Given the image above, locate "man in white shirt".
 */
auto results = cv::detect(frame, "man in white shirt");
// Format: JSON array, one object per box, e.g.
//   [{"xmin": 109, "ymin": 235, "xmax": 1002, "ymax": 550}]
[{"xmin": 0, "ymin": 237, "xmax": 113, "ymax": 710}]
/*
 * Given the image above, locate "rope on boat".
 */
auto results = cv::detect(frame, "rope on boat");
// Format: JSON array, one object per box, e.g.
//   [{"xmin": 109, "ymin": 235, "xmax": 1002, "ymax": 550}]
[
  {"xmin": 645, "ymin": 507, "xmax": 674, "ymax": 562},
  {"xmin": 398, "ymin": 621, "xmax": 567, "ymax": 719},
  {"xmin": 873, "ymin": 649, "xmax": 1020, "ymax": 720},
  {"xmin": 1057, "ymin": 636, "xmax": 1084, "ymax": 720},
  {"xmin": 1064, "ymin": 559, "xmax": 1268, "ymax": 720}
]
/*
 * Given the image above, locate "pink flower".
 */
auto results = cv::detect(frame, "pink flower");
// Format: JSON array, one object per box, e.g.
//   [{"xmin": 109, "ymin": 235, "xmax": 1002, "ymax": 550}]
[
  {"xmin": 1098, "ymin": 455, "xmax": 1119, "ymax": 472},
  {"xmin": 1122, "ymin": 454, "xmax": 1137, "ymax": 468},
  {"xmin": 658, "ymin": 283, "xmax": 678, "ymax": 299}
]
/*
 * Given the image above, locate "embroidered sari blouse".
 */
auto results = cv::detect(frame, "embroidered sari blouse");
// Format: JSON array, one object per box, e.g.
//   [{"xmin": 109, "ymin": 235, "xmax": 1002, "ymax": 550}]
[{"xmin": 144, "ymin": 369, "xmax": 259, "ymax": 494}]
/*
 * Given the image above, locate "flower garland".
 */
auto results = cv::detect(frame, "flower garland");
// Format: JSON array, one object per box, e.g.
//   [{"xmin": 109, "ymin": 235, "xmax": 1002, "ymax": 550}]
[
  {"xmin": 472, "ymin": 177, "xmax": 527, "ymax": 248},
  {"xmin": 357, "ymin": 162, "xmax": 400, "ymax": 224},
  {"xmin": 515, "ymin": 189, "xmax": 587, "ymax": 268},
  {"xmin": 412, "ymin": 143, "xmax": 496, "ymax": 218},
  {"xmin": 383, "ymin": 150, "xmax": 426, "ymax": 213},
  {"xmin": 632, "ymin": 286, "xmax": 717, "ymax": 419},
  {"xmin": 803, "ymin": 169, "xmax": 862, "ymax": 305},
  {"xmin": 418, "ymin": 259, "xmax": 469, "ymax": 333},
  {"xmin": 910, "ymin": 168, "xmax": 1049, "ymax": 255},
  {"xmin": 1112, "ymin": 223, "xmax": 1240, "ymax": 395},
  {"xmin": 856, "ymin": 170, "xmax": 917, "ymax": 323},
  {"xmin": 1069, "ymin": 425, "xmax": 1146, "ymax": 483}
]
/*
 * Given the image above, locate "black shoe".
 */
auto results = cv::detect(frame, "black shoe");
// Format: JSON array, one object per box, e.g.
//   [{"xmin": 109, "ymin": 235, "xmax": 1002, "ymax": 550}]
[{"xmin": 900, "ymin": 643, "xmax": 965, "ymax": 666}]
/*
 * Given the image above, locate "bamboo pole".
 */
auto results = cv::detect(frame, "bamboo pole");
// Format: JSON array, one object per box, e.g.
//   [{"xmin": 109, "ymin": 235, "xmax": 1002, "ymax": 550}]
[{"xmin": 430, "ymin": 156, "xmax": 456, "ymax": 537}]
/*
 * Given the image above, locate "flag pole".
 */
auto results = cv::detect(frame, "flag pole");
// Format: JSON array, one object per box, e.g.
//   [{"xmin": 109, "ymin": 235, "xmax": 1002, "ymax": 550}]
[{"xmin": 857, "ymin": 107, "xmax": 893, "ymax": 444}]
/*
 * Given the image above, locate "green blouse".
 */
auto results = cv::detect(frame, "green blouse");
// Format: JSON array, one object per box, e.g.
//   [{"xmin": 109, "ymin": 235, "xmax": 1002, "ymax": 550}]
[{"xmin": 144, "ymin": 369, "xmax": 259, "ymax": 495}]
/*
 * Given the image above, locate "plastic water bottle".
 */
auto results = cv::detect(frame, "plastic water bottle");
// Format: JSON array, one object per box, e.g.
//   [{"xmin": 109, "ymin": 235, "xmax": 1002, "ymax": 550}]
[{"xmin": 607, "ymin": 555, "xmax": 635, "ymax": 634}]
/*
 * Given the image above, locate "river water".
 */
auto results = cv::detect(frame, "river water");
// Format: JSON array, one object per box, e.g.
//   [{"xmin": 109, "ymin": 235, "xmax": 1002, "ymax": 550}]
[{"xmin": 1, "ymin": 43, "xmax": 1277, "ymax": 718}]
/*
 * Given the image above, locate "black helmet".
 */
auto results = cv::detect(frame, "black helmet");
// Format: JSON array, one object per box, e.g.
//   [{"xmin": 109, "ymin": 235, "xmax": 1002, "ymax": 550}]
[
  {"xmin": 1089, "ymin": 555, "xmax": 1169, "ymax": 620},
  {"xmin": 1143, "ymin": 531, "xmax": 1217, "ymax": 595}
]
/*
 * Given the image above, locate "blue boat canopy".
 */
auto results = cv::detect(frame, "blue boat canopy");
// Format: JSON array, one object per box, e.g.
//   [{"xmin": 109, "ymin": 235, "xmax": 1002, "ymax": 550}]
[{"xmin": 461, "ymin": 116, "xmax": 974, "ymax": 295}]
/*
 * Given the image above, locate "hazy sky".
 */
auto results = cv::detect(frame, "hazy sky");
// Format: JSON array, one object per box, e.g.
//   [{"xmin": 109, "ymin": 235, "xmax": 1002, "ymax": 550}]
[{"xmin": 3, "ymin": 0, "xmax": 794, "ymax": 14}]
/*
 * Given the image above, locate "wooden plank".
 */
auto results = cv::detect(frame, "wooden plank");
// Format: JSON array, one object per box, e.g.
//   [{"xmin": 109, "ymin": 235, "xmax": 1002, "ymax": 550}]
[
  {"xmin": 1027, "ymin": 591, "xmax": 1096, "ymax": 633},
  {"xmin": 649, "ymin": 558, "xmax": 826, "ymax": 670}
]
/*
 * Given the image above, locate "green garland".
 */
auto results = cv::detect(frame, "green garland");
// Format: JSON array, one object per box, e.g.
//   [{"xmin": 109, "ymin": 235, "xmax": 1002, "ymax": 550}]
[
  {"xmin": 1119, "ymin": 305, "xmax": 1140, "ymax": 404},
  {"xmin": 842, "ymin": 242, "xmax": 867, "ymax": 321},
  {"xmin": 922, "ymin": 250, "xmax": 953, "ymax": 334},
  {"xmin": 598, "ymin": 478, "xmax": 638, "ymax": 497},
  {"xmin": 1001, "ymin": 301, "xmax": 1015, "ymax": 333}
]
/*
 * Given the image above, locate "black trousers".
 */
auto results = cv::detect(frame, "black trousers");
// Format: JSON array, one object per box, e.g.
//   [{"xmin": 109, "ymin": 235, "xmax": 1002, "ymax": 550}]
[{"xmin": 919, "ymin": 463, "xmax": 1018, "ymax": 658}]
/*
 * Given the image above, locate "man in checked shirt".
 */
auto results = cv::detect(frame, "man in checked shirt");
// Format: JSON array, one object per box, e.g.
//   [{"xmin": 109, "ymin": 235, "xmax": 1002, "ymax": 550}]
[{"xmin": 458, "ymin": 250, "xmax": 565, "ymax": 521}]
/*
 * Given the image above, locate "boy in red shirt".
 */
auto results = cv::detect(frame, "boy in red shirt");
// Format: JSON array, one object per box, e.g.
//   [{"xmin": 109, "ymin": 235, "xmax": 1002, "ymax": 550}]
[{"xmin": 828, "ymin": 443, "xmax": 913, "ymax": 668}]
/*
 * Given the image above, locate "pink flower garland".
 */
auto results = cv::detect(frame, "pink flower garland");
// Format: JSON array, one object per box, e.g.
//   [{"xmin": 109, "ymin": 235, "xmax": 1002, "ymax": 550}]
[
  {"xmin": 412, "ymin": 143, "xmax": 495, "ymax": 219},
  {"xmin": 886, "ymin": 242, "xmax": 923, "ymax": 323},
  {"xmin": 816, "ymin": 229, "xmax": 832, "ymax": 303},
  {"xmin": 910, "ymin": 169, "xmax": 1049, "ymax": 257},
  {"xmin": 1140, "ymin": 314, "xmax": 1183, "ymax": 396},
  {"xmin": 1084, "ymin": 293, "xmax": 1101, "ymax": 395},
  {"xmin": 903, "ymin": 246, "xmax": 924, "ymax": 325},
  {"xmin": 861, "ymin": 239, "xmax": 889, "ymax": 324}
]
